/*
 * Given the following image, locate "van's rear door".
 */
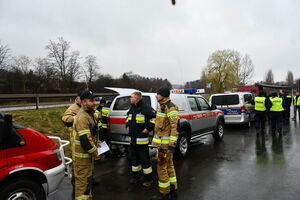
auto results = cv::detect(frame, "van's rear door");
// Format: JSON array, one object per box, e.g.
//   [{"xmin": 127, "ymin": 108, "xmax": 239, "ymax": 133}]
[{"xmin": 109, "ymin": 96, "xmax": 130, "ymax": 135}]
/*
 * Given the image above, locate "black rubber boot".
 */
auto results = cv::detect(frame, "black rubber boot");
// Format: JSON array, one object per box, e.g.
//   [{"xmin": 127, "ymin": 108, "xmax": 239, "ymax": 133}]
[
  {"xmin": 256, "ymin": 128, "xmax": 259, "ymax": 137},
  {"xmin": 151, "ymin": 193, "xmax": 170, "ymax": 200},
  {"xmin": 170, "ymin": 185, "xmax": 178, "ymax": 200}
]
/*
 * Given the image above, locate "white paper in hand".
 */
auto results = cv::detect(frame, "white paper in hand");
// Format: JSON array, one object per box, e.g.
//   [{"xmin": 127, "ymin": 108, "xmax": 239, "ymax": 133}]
[{"xmin": 97, "ymin": 141, "xmax": 110, "ymax": 155}]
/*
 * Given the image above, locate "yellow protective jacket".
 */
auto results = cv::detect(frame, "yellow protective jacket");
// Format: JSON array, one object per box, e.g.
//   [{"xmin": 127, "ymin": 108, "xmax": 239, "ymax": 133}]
[
  {"xmin": 152, "ymin": 97, "xmax": 179, "ymax": 150},
  {"xmin": 62, "ymin": 103, "xmax": 81, "ymax": 127},
  {"xmin": 73, "ymin": 107, "xmax": 100, "ymax": 165}
]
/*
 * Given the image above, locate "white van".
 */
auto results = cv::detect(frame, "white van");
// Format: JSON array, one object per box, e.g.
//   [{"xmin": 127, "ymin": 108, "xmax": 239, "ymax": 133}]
[{"xmin": 209, "ymin": 92, "xmax": 255, "ymax": 126}]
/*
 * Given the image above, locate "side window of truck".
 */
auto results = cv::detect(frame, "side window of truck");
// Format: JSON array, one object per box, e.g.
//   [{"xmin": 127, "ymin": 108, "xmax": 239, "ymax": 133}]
[
  {"xmin": 113, "ymin": 96, "xmax": 131, "ymax": 110},
  {"xmin": 112, "ymin": 96, "xmax": 151, "ymax": 110},
  {"xmin": 188, "ymin": 97, "xmax": 200, "ymax": 111},
  {"xmin": 197, "ymin": 97, "xmax": 210, "ymax": 111}
]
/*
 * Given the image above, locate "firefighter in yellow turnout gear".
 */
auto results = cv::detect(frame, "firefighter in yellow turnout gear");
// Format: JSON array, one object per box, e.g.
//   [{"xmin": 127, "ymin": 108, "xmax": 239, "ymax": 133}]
[
  {"xmin": 62, "ymin": 92, "xmax": 82, "ymax": 149},
  {"xmin": 73, "ymin": 90, "xmax": 100, "ymax": 200},
  {"xmin": 152, "ymin": 86, "xmax": 179, "ymax": 200},
  {"xmin": 61, "ymin": 91, "xmax": 83, "ymax": 198}
]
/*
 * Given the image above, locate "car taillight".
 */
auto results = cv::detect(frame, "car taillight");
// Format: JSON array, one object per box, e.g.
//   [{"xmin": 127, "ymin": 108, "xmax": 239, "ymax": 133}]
[
  {"xmin": 53, "ymin": 149, "xmax": 62, "ymax": 161},
  {"xmin": 241, "ymin": 105, "xmax": 245, "ymax": 113}
]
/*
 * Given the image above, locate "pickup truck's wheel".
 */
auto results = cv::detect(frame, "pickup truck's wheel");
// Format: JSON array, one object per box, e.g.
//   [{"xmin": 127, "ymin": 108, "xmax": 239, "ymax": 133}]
[
  {"xmin": 175, "ymin": 131, "xmax": 189, "ymax": 159},
  {"xmin": 213, "ymin": 120, "xmax": 224, "ymax": 141},
  {"xmin": 0, "ymin": 178, "xmax": 46, "ymax": 200}
]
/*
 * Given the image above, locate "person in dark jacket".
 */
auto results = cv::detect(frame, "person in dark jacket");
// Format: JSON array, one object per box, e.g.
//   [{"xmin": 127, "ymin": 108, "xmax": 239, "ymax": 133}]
[
  {"xmin": 282, "ymin": 91, "xmax": 292, "ymax": 121},
  {"xmin": 127, "ymin": 91, "xmax": 156, "ymax": 187}
]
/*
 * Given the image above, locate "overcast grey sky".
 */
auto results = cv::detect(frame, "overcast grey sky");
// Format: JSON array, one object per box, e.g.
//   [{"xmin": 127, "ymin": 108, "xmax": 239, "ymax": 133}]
[{"xmin": 0, "ymin": 0, "xmax": 299, "ymax": 85}]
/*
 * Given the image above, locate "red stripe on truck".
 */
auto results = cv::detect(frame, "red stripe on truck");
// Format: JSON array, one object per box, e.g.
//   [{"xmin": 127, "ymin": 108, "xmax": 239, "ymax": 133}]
[{"xmin": 109, "ymin": 118, "xmax": 127, "ymax": 124}]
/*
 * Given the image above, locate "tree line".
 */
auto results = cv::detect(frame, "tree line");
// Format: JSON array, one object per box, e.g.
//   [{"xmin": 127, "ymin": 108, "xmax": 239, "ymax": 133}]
[{"xmin": 0, "ymin": 38, "xmax": 171, "ymax": 94}]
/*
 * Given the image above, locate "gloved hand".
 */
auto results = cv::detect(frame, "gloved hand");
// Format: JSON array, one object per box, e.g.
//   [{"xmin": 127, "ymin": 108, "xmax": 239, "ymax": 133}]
[
  {"xmin": 157, "ymin": 149, "xmax": 166, "ymax": 165},
  {"xmin": 93, "ymin": 150, "xmax": 100, "ymax": 161}
]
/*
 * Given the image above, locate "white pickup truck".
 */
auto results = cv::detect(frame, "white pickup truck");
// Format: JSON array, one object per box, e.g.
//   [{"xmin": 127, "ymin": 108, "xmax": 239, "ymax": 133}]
[{"xmin": 106, "ymin": 88, "xmax": 225, "ymax": 158}]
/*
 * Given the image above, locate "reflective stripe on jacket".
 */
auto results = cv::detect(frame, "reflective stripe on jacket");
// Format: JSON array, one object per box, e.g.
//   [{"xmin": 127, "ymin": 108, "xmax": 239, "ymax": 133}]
[
  {"xmin": 126, "ymin": 99, "xmax": 156, "ymax": 145},
  {"xmin": 152, "ymin": 98, "xmax": 179, "ymax": 149},
  {"xmin": 73, "ymin": 107, "xmax": 99, "ymax": 164}
]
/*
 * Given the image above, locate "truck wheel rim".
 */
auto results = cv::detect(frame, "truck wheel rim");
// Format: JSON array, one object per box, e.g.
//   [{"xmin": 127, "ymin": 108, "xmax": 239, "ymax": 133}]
[
  {"xmin": 218, "ymin": 124, "xmax": 224, "ymax": 137},
  {"xmin": 8, "ymin": 190, "xmax": 36, "ymax": 200},
  {"xmin": 180, "ymin": 136, "xmax": 188, "ymax": 155}
]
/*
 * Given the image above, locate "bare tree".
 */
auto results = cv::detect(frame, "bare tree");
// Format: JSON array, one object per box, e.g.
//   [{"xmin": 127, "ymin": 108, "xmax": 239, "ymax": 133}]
[
  {"xmin": 0, "ymin": 41, "xmax": 10, "ymax": 70},
  {"xmin": 238, "ymin": 54, "xmax": 254, "ymax": 86},
  {"xmin": 67, "ymin": 50, "xmax": 81, "ymax": 87},
  {"xmin": 45, "ymin": 37, "xmax": 82, "ymax": 90},
  {"xmin": 286, "ymin": 70, "xmax": 294, "ymax": 86},
  {"xmin": 45, "ymin": 37, "xmax": 71, "ymax": 84},
  {"xmin": 34, "ymin": 58, "xmax": 57, "ymax": 89},
  {"xmin": 11, "ymin": 55, "xmax": 32, "ymax": 93},
  {"xmin": 83, "ymin": 55, "xmax": 100, "ymax": 89},
  {"xmin": 264, "ymin": 69, "xmax": 274, "ymax": 85}
]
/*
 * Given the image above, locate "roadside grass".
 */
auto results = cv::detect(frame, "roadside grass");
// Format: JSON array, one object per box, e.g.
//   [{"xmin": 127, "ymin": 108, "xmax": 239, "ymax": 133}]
[{"xmin": 7, "ymin": 106, "xmax": 72, "ymax": 156}]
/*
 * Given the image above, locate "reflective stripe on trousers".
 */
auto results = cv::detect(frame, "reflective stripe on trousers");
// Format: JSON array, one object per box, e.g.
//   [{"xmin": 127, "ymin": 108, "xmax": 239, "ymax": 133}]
[
  {"xmin": 136, "ymin": 137, "xmax": 149, "ymax": 145},
  {"xmin": 132, "ymin": 165, "xmax": 142, "ymax": 172}
]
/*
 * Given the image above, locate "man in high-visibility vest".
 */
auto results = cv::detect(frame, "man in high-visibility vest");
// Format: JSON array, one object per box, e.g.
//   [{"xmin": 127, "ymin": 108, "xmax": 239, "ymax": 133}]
[
  {"xmin": 270, "ymin": 92, "xmax": 284, "ymax": 135},
  {"xmin": 283, "ymin": 91, "xmax": 292, "ymax": 121},
  {"xmin": 252, "ymin": 90, "xmax": 271, "ymax": 136},
  {"xmin": 292, "ymin": 92, "xmax": 300, "ymax": 121}
]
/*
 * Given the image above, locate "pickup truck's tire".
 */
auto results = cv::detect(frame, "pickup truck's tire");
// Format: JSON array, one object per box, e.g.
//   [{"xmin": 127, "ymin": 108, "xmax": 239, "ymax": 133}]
[
  {"xmin": 0, "ymin": 178, "xmax": 46, "ymax": 200},
  {"xmin": 213, "ymin": 120, "xmax": 224, "ymax": 142},
  {"xmin": 175, "ymin": 131, "xmax": 189, "ymax": 159}
]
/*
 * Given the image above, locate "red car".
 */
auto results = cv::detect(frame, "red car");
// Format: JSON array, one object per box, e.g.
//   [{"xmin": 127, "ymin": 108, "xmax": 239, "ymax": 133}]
[{"xmin": 0, "ymin": 112, "xmax": 71, "ymax": 200}]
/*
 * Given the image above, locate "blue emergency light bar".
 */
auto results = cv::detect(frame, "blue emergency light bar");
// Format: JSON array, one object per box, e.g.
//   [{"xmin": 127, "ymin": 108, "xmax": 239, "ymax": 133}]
[{"xmin": 171, "ymin": 89, "xmax": 203, "ymax": 94}]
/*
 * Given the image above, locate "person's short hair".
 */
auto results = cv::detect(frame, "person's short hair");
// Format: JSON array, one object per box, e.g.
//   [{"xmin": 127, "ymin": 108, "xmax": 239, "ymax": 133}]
[{"xmin": 132, "ymin": 91, "xmax": 142, "ymax": 99}]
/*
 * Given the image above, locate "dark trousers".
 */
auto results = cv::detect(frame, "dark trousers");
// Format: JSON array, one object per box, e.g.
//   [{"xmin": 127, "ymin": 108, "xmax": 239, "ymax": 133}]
[
  {"xmin": 270, "ymin": 111, "xmax": 283, "ymax": 134},
  {"xmin": 255, "ymin": 111, "xmax": 266, "ymax": 131},
  {"xmin": 284, "ymin": 108, "xmax": 291, "ymax": 120},
  {"xmin": 294, "ymin": 106, "xmax": 300, "ymax": 120},
  {"xmin": 129, "ymin": 144, "xmax": 153, "ymax": 181}
]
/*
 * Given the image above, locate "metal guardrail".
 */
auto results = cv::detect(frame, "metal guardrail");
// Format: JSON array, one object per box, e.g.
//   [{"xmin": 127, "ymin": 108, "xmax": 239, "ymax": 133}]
[
  {"xmin": 0, "ymin": 93, "xmax": 117, "ymax": 99},
  {"xmin": 0, "ymin": 93, "xmax": 117, "ymax": 110}
]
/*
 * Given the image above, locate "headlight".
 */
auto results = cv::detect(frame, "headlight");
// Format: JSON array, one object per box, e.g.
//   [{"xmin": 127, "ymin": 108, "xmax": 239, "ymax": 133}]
[{"xmin": 53, "ymin": 149, "xmax": 62, "ymax": 161}]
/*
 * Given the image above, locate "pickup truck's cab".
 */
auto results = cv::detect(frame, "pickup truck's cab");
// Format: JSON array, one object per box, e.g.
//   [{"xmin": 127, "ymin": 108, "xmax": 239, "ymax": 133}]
[
  {"xmin": 0, "ymin": 112, "xmax": 71, "ymax": 200},
  {"xmin": 106, "ymin": 87, "xmax": 225, "ymax": 158}
]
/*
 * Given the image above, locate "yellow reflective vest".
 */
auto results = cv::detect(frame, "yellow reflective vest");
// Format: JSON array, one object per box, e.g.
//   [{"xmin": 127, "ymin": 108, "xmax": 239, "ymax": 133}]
[
  {"xmin": 254, "ymin": 97, "xmax": 266, "ymax": 111},
  {"xmin": 294, "ymin": 96, "xmax": 300, "ymax": 106},
  {"xmin": 270, "ymin": 97, "xmax": 284, "ymax": 112}
]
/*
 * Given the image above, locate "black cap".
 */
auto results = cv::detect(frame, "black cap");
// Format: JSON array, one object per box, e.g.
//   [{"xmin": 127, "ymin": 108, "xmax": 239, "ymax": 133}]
[
  {"xmin": 272, "ymin": 92, "xmax": 278, "ymax": 97},
  {"xmin": 80, "ymin": 90, "xmax": 96, "ymax": 100},
  {"xmin": 157, "ymin": 86, "xmax": 170, "ymax": 98},
  {"xmin": 77, "ymin": 90, "xmax": 85, "ymax": 97}
]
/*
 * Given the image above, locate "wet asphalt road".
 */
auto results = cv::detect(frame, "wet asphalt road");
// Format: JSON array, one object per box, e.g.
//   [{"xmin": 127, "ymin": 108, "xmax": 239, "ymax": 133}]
[{"xmin": 49, "ymin": 120, "xmax": 300, "ymax": 200}]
